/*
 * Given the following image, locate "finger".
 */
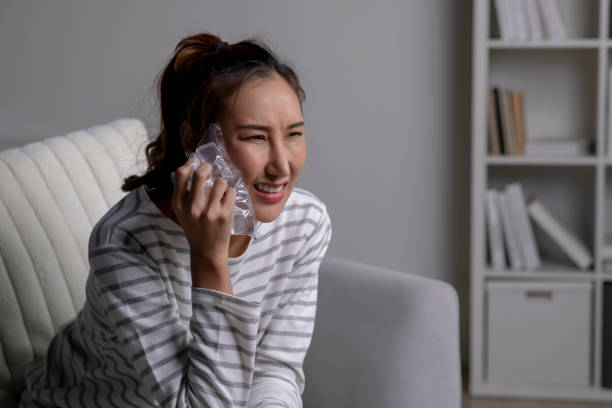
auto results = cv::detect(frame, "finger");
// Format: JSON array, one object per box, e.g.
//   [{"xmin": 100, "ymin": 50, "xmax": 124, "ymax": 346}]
[
  {"xmin": 206, "ymin": 177, "xmax": 229, "ymax": 214},
  {"xmin": 171, "ymin": 161, "xmax": 193, "ymax": 213},
  {"xmin": 221, "ymin": 186, "xmax": 236, "ymax": 214},
  {"xmin": 188, "ymin": 162, "xmax": 213, "ymax": 210}
]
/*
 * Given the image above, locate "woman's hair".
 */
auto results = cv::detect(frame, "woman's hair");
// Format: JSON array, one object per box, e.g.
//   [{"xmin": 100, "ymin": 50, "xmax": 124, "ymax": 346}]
[{"xmin": 122, "ymin": 32, "xmax": 305, "ymax": 193}]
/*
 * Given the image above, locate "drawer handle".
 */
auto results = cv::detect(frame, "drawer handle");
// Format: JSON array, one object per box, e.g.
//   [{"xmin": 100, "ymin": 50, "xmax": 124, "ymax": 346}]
[{"xmin": 525, "ymin": 290, "xmax": 553, "ymax": 300}]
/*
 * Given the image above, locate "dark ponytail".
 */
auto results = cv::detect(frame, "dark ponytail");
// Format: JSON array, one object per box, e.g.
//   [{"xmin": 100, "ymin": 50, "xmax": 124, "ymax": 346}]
[{"xmin": 122, "ymin": 32, "xmax": 305, "ymax": 193}]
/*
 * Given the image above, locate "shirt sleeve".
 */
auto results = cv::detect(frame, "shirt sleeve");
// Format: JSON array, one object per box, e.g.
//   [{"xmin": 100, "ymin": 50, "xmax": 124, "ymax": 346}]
[
  {"xmin": 247, "ymin": 206, "xmax": 332, "ymax": 408},
  {"xmin": 88, "ymin": 244, "xmax": 261, "ymax": 408}
]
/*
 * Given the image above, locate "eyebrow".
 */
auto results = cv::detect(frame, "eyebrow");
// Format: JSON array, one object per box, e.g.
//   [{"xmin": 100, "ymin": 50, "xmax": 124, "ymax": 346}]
[{"xmin": 235, "ymin": 121, "xmax": 304, "ymax": 131}]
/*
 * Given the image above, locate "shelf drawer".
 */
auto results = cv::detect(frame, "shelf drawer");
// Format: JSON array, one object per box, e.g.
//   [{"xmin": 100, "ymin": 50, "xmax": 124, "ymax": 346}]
[{"xmin": 486, "ymin": 281, "xmax": 592, "ymax": 387}]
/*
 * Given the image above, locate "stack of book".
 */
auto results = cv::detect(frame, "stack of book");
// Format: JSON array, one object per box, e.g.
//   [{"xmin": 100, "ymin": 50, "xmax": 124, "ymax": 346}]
[
  {"xmin": 488, "ymin": 86, "xmax": 593, "ymax": 157},
  {"xmin": 486, "ymin": 182, "xmax": 593, "ymax": 271},
  {"xmin": 494, "ymin": 0, "xmax": 567, "ymax": 41},
  {"xmin": 488, "ymin": 87, "xmax": 526, "ymax": 156}
]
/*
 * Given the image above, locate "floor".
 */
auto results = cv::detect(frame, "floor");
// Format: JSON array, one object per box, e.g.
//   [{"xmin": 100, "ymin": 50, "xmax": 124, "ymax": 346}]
[
  {"xmin": 462, "ymin": 370, "xmax": 612, "ymax": 408},
  {"xmin": 462, "ymin": 393, "xmax": 611, "ymax": 408}
]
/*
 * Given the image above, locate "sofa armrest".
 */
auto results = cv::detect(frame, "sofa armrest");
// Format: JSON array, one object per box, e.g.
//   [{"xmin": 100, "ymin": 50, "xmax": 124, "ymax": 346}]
[{"xmin": 303, "ymin": 256, "xmax": 461, "ymax": 408}]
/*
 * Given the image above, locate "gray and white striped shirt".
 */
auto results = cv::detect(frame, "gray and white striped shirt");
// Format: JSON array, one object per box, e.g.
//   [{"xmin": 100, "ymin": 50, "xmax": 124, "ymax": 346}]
[{"xmin": 20, "ymin": 185, "xmax": 331, "ymax": 407}]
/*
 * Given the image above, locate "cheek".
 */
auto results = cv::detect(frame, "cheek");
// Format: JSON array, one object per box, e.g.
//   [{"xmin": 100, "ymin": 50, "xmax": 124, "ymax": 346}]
[
  {"xmin": 227, "ymin": 145, "xmax": 264, "ymax": 181},
  {"xmin": 291, "ymin": 141, "xmax": 307, "ymax": 172}
]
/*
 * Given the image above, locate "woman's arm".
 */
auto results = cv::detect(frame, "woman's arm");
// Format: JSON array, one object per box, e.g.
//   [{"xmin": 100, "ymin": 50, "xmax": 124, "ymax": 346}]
[
  {"xmin": 247, "ymin": 207, "xmax": 332, "ymax": 407},
  {"xmin": 89, "ymin": 244, "xmax": 261, "ymax": 408},
  {"xmin": 87, "ymin": 159, "xmax": 256, "ymax": 407}
]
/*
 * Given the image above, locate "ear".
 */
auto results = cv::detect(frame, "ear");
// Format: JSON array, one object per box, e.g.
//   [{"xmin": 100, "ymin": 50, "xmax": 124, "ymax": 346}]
[{"xmin": 180, "ymin": 121, "xmax": 198, "ymax": 154}]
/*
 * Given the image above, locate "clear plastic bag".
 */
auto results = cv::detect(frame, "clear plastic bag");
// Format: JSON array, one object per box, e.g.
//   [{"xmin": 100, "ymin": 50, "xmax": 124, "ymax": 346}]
[{"xmin": 174, "ymin": 123, "xmax": 257, "ymax": 237}]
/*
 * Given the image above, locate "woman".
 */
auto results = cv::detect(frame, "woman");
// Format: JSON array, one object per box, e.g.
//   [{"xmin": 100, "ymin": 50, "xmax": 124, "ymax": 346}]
[{"xmin": 20, "ymin": 33, "xmax": 331, "ymax": 407}]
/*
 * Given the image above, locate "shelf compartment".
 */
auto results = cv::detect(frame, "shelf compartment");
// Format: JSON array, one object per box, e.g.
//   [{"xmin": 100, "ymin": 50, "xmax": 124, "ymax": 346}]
[
  {"xmin": 489, "ymin": 49, "xmax": 598, "ymax": 154},
  {"xmin": 487, "ymin": 166, "xmax": 595, "ymax": 271},
  {"xmin": 488, "ymin": 0, "xmax": 600, "ymax": 40}
]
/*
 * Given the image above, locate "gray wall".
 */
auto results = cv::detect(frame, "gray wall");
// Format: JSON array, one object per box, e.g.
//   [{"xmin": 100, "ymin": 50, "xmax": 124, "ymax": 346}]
[{"xmin": 0, "ymin": 1, "xmax": 473, "ymax": 365}]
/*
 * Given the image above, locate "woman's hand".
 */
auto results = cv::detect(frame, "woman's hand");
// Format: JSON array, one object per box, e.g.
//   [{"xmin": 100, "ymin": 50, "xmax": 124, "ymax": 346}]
[{"xmin": 172, "ymin": 160, "xmax": 236, "ymax": 293}]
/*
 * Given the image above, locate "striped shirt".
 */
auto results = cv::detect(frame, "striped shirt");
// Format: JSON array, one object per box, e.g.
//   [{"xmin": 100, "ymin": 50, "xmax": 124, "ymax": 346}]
[{"xmin": 20, "ymin": 185, "xmax": 332, "ymax": 407}]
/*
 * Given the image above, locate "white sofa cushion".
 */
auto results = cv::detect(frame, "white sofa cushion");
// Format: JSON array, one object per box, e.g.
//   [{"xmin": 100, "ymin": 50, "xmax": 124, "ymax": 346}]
[{"xmin": 0, "ymin": 119, "xmax": 148, "ymax": 405}]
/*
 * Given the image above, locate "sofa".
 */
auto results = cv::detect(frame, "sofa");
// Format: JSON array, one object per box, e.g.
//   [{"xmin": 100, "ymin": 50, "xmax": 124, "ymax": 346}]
[{"xmin": 0, "ymin": 119, "xmax": 461, "ymax": 407}]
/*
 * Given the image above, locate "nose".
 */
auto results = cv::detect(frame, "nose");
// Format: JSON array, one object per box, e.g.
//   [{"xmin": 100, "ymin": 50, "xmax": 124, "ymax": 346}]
[{"xmin": 265, "ymin": 141, "xmax": 290, "ymax": 179}]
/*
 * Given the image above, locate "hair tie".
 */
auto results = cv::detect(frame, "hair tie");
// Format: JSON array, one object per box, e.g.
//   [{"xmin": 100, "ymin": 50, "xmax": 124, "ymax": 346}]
[{"xmin": 212, "ymin": 41, "xmax": 228, "ymax": 51}]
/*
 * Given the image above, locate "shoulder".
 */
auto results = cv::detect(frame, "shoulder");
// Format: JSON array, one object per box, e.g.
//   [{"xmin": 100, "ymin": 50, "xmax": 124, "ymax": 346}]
[
  {"xmin": 281, "ymin": 188, "xmax": 332, "ymax": 263},
  {"xmin": 284, "ymin": 187, "xmax": 330, "ymax": 226},
  {"xmin": 88, "ymin": 186, "xmax": 149, "ymax": 252},
  {"xmin": 288, "ymin": 187, "xmax": 326, "ymax": 208}
]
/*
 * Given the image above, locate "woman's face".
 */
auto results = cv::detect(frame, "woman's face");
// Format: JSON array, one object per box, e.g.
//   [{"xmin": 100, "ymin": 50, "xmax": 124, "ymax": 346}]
[{"xmin": 219, "ymin": 74, "xmax": 306, "ymax": 223}]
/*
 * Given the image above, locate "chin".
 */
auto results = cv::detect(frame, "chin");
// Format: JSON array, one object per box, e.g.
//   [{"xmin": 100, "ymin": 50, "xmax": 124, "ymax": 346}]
[
  {"xmin": 254, "ymin": 207, "xmax": 283, "ymax": 223},
  {"xmin": 249, "ymin": 185, "xmax": 292, "ymax": 223}
]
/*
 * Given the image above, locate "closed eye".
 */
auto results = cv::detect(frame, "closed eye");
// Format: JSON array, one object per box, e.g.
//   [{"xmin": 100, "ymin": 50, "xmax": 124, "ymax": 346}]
[
  {"xmin": 289, "ymin": 132, "xmax": 302, "ymax": 137},
  {"xmin": 243, "ymin": 135, "xmax": 265, "ymax": 141}
]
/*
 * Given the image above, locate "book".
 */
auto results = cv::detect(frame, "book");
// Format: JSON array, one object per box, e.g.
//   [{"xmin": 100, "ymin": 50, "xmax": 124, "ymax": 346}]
[
  {"xmin": 527, "ymin": 199, "xmax": 593, "ymax": 270},
  {"xmin": 505, "ymin": 183, "xmax": 541, "ymax": 269},
  {"xmin": 511, "ymin": 0, "xmax": 530, "ymax": 41},
  {"xmin": 492, "ymin": 88, "xmax": 506, "ymax": 154},
  {"xmin": 486, "ymin": 190, "xmax": 507, "ymax": 270},
  {"xmin": 494, "ymin": 0, "xmax": 515, "ymax": 40},
  {"xmin": 538, "ymin": 0, "xmax": 567, "ymax": 39},
  {"xmin": 525, "ymin": 0, "xmax": 543, "ymax": 40},
  {"xmin": 524, "ymin": 139, "xmax": 591, "ymax": 156},
  {"xmin": 487, "ymin": 90, "xmax": 501, "ymax": 155},
  {"xmin": 498, "ymin": 191, "xmax": 523, "ymax": 270},
  {"xmin": 499, "ymin": 89, "xmax": 516, "ymax": 155},
  {"xmin": 511, "ymin": 91, "xmax": 526, "ymax": 155}
]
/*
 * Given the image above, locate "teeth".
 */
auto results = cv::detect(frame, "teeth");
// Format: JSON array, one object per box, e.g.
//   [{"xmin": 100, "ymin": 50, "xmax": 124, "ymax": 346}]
[{"xmin": 256, "ymin": 184, "xmax": 284, "ymax": 193}]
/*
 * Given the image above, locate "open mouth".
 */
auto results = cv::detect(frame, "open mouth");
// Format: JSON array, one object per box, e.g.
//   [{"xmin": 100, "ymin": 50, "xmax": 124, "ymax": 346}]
[
  {"xmin": 254, "ymin": 183, "xmax": 287, "ymax": 203},
  {"xmin": 255, "ymin": 183, "xmax": 285, "ymax": 193}
]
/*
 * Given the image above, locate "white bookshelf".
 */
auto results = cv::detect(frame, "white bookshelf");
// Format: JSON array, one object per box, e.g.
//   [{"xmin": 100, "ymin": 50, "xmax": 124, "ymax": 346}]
[{"xmin": 470, "ymin": 0, "xmax": 612, "ymax": 402}]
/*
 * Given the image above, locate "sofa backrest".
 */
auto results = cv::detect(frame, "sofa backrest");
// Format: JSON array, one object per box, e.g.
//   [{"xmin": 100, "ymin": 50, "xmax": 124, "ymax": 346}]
[{"xmin": 0, "ymin": 119, "xmax": 148, "ymax": 406}]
